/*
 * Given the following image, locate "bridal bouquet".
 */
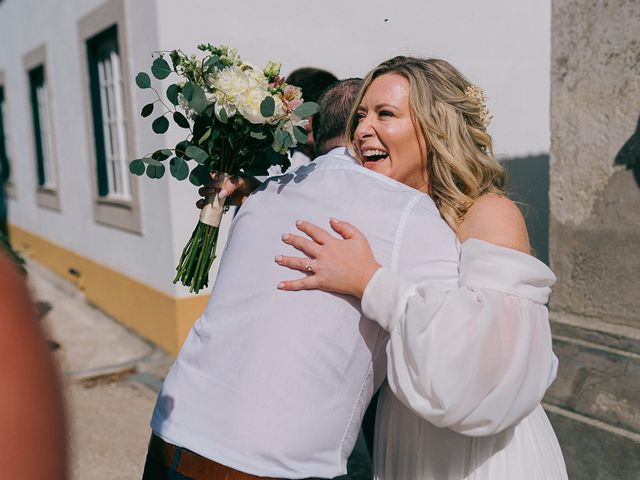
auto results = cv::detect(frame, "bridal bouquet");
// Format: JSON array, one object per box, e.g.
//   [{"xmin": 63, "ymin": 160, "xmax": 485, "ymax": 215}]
[{"xmin": 130, "ymin": 44, "xmax": 317, "ymax": 293}]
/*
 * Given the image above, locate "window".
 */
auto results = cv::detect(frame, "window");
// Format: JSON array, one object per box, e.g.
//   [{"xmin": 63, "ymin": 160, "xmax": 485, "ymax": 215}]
[
  {"xmin": 28, "ymin": 65, "xmax": 57, "ymax": 189},
  {"xmin": 79, "ymin": 0, "xmax": 141, "ymax": 233},
  {"xmin": 87, "ymin": 25, "xmax": 131, "ymax": 200}
]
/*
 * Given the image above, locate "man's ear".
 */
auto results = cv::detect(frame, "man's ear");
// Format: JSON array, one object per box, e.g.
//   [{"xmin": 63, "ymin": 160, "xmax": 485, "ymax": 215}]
[{"xmin": 307, "ymin": 116, "xmax": 314, "ymax": 144}]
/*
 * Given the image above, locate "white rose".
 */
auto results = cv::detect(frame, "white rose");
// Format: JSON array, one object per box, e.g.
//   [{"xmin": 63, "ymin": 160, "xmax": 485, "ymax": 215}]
[
  {"xmin": 236, "ymin": 87, "xmax": 269, "ymax": 124},
  {"xmin": 244, "ymin": 64, "xmax": 268, "ymax": 88},
  {"xmin": 212, "ymin": 66, "xmax": 251, "ymax": 103}
]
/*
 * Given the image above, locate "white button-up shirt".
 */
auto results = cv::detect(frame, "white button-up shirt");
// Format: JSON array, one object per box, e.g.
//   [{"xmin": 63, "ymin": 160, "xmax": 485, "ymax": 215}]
[{"xmin": 151, "ymin": 148, "xmax": 460, "ymax": 479}]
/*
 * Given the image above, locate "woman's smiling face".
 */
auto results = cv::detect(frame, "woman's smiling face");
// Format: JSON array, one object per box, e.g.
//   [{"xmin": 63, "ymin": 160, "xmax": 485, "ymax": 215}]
[{"xmin": 354, "ymin": 73, "xmax": 429, "ymax": 192}]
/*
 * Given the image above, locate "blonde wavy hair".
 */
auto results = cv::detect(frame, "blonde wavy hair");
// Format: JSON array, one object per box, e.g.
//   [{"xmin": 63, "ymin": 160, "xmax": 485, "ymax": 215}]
[{"xmin": 346, "ymin": 56, "xmax": 506, "ymax": 228}]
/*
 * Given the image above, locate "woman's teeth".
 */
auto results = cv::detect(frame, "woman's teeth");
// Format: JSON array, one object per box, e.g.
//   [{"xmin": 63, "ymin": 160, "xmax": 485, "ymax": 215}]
[{"xmin": 362, "ymin": 149, "xmax": 389, "ymax": 161}]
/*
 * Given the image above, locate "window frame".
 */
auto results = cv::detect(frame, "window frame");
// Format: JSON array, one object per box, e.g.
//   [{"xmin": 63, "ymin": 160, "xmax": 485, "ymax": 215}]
[
  {"xmin": 23, "ymin": 45, "xmax": 61, "ymax": 211},
  {"xmin": 0, "ymin": 71, "xmax": 15, "ymax": 198},
  {"xmin": 78, "ymin": 0, "xmax": 142, "ymax": 234}
]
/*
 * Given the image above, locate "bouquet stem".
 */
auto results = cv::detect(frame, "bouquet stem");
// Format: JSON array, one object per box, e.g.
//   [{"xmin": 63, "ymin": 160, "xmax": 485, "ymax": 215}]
[{"xmin": 173, "ymin": 187, "xmax": 227, "ymax": 293}]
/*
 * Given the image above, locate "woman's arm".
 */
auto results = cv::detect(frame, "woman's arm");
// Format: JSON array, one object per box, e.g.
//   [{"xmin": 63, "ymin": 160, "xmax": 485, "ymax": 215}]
[{"xmin": 275, "ymin": 196, "xmax": 556, "ymax": 435}]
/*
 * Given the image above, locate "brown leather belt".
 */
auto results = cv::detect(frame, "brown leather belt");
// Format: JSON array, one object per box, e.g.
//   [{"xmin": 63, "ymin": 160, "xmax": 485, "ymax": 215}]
[{"xmin": 149, "ymin": 434, "xmax": 279, "ymax": 479}]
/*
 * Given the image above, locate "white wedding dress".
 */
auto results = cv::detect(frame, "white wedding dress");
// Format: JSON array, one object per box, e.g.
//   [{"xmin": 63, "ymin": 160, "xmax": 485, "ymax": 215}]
[{"xmin": 361, "ymin": 239, "xmax": 568, "ymax": 479}]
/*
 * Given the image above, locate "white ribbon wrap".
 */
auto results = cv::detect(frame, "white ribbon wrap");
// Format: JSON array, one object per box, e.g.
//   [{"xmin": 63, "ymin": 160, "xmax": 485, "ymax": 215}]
[{"xmin": 198, "ymin": 173, "xmax": 231, "ymax": 227}]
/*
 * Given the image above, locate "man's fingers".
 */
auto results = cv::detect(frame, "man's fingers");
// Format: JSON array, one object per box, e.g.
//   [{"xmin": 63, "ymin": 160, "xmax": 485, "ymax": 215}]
[
  {"xmin": 295, "ymin": 220, "xmax": 334, "ymax": 245},
  {"xmin": 281, "ymin": 233, "xmax": 320, "ymax": 258},
  {"xmin": 329, "ymin": 218, "xmax": 361, "ymax": 240},
  {"xmin": 195, "ymin": 199, "xmax": 205, "ymax": 209}
]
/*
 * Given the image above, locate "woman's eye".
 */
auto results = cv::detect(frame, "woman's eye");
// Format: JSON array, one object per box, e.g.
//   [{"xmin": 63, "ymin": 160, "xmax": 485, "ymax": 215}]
[
  {"xmin": 355, "ymin": 112, "xmax": 366, "ymax": 122},
  {"xmin": 379, "ymin": 110, "xmax": 393, "ymax": 118}
]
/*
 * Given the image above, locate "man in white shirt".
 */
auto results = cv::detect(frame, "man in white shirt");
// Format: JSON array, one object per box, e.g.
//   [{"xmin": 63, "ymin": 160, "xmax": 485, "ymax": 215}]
[{"xmin": 143, "ymin": 79, "xmax": 460, "ymax": 480}]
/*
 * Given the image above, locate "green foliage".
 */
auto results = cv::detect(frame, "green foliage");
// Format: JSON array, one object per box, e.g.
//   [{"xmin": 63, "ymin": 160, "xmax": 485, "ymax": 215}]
[
  {"xmin": 189, "ymin": 84, "xmax": 209, "ymax": 115},
  {"xmin": 260, "ymin": 96, "xmax": 275, "ymax": 117},
  {"xmin": 129, "ymin": 159, "xmax": 145, "ymax": 175},
  {"xmin": 146, "ymin": 162, "xmax": 166, "ymax": 179},
  {"xmin": 135, "ymin": 72, "xmax": 151, "ymax": 89},
  {"xmin": 166, "ymin": 84, "xmax": 179, "ymax": 106},
  {"xmin": 170, "ymin": 157, "xmax": 189, "ymax": 180},
  {"xmin": 198, "ymin": 128, "xmax": 212, "ymax": 145},
  {"xmin": 189, "ymin": 164, "xmax": 210, "ymax": 186},
  {"xmin": 294, "ymin": 102, "xmax": 319, "ymax": 118},
  {"xmin": 185, "ymin": 145, "xmax": 209, "ymax": 164},
  {"xmin": 218, "ymin": 107, "xmax": 228, "ymax": 124},
  {"xmin": 293, "ymin": 125, "xmax": 308, "ymax": 144},
  {"xmin": 175, "ymin": 140, "xmax": 189, "ymax": 157},
  {"xmin": 141, "ymin": 103, "xmax": 154, "ymax": 118},
  {"xmin": 183, "ymin": 82, "xmax": 194, "ymax": 101},
  {"xmin": 152, "ymin": 116, "xmax": 170, "ymax": 134},
  {"xmin": 151, "ymin": 57, "xmax": 172, "ymax": 80},
  {"xmin": 152, "ymin": 149, "xmax": 171, "ymax": 161},
  {"xmin": 173, "ymin": 112, "xmax": 190, "ymax": 129}
]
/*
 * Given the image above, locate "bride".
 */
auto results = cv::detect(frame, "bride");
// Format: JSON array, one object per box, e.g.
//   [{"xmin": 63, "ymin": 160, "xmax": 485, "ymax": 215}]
[{"xmin": 275, "ymin": 56, "xmax": 568, "ymax": 479}]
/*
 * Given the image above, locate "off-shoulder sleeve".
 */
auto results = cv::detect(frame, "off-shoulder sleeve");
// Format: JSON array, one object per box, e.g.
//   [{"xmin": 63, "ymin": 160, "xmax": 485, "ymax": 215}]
[{"xmin": 361, "ymin": 238, "xmax": 557, "ymax": 436}]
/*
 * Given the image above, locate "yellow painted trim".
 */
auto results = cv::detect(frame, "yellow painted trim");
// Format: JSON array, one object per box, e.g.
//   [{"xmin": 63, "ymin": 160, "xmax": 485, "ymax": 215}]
[{"xmin": 8, "ymin": 225, "xmax": 208, "ymax": 355}]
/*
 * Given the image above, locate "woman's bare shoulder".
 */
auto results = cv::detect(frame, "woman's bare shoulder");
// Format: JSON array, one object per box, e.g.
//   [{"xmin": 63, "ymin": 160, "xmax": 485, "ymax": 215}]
[{"xmin": 457, "ymin": 194, "xmax": 530, "ymax": 254}]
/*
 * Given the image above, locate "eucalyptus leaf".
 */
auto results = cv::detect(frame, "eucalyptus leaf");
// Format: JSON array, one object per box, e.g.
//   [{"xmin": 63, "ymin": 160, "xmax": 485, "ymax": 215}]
[
  {"xmin": 183, "ymin": 82, "xmax": 194, "ymax": 101},
  {"xmin": 293, "ymin": 125, "xmax": 308, "ymax": 144},
  {"xmin": 170, "ymin": 157, "xmax": 189, "ymax": 181},
  {"xmin": 283, "ymin": 133, "xmax": 294, "ymax": 150},
  {"xmin": 185, "ymin": 145, "xmax": 209, "ymax": 165},
  {"xmin": 189, "ymin": 84, "xmax": 209, "ymax": 115},
  {"xmin": 204, "ymin": 55, "xmax": 221, "ymax": 68},
  {"xmin": 274, "ymin": 127, "xmax": 286, "ymax": 150},
  {"xmin": 166, "ymin": 84, "xmax": 179, "ymax": 106},
  {"xmin": 218, "ymin": 107, "xmax": 228, "ymax": 124},
  {"xmin": 143, "ymin": 157, "xmax": 163, "ymax": 166},
  {"xmin": 175, "ymin": 140, "xmax": 188, "ymax": 157},
  {"xmin": 129, "ymin": 159, "xmax": 145, "ymax": 176},
  {"xmin": 152, "ymin": 116, "xmax": 169, "ymax": 134},
  {"xmin": 146, "ymin": 163, "xmax": 166, "ymax": 179},
  {"xmin": 173, "ymin": 111, "xmax": 190, "ymax": 129},
  {"xmin": 189, "ymin": 165, "xmax": 210, "ymax": 186},
  {"xmin": 135, "ymin": 72, "xmax": 151, "ymax": 89},
  {"xmin": 141, "ymin": 103, "xmax": 154, "ymax": 118},
  {"xmin": 151, "ymin": 57, "xmax": 172, "ymax": 80},
  {"xmin": 260, "ymin": 96, "xmax": 275, "ymax": 117},
  {"xmin": 151, "ymin": 150, "xmax": 170, "ymax": 161},
  {"xmin": 294, "ymin": 102, "xmax": 319, "ymax": 118}
]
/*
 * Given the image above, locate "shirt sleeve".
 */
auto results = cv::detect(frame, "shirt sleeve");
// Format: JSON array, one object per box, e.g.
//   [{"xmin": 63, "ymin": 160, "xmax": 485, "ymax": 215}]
[{"xmin": 361, "ymin": 238, "xmax": 557, "ymax": 436}]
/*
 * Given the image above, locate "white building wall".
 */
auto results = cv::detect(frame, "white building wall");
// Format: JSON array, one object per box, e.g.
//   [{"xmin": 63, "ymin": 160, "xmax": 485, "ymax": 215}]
[
  {"xmin": 0, "ymin": 0, "xmax": 186, "ymax": 296},
  {"xmin": 1, "ymin": 0, "xmax": 551, "ymax": 298}
]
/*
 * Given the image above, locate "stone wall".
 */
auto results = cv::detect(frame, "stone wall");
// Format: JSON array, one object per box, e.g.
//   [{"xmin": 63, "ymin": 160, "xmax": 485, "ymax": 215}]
[{"xmin": 548, "ymin": 0, "xmax": 640, "ymax": 477}]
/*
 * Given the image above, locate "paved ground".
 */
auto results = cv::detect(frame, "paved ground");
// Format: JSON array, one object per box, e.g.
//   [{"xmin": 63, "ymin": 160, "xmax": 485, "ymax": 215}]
[
  {"xmin": 27, "ymin": 259, "xmax": 173, "ymax": 480},
  {"xmin": 27, "ymin": 258, "xmax": 373, "ymax": 480}
]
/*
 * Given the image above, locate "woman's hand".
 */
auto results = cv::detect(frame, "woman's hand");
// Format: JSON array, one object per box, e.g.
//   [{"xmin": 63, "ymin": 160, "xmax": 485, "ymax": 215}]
[
  {"xmin": 276, "ymin": 218, "xmax": 381, "ymax": 299},
  {"xmin": 196, "ymin": 173, "xmax": 260, "ymax": 208}
]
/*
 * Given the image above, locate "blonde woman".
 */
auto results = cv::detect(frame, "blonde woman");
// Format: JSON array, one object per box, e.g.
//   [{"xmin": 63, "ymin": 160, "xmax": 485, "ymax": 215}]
[{"xmin": 275, "ymin": 57, "xmax": 568, "ymax": 479}]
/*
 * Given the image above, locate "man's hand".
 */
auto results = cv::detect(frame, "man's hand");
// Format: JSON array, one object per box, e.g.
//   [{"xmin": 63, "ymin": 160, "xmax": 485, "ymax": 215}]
[{"xmin": 196, "ymin": 173, "xmax": 261, "ymax": 208}]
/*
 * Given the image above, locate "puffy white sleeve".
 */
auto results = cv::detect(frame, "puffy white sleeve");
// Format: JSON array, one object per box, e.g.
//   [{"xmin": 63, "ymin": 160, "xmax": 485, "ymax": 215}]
[{"xmin": 361, "ymin": 238, "xmax": 557, "ymax": 436}]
